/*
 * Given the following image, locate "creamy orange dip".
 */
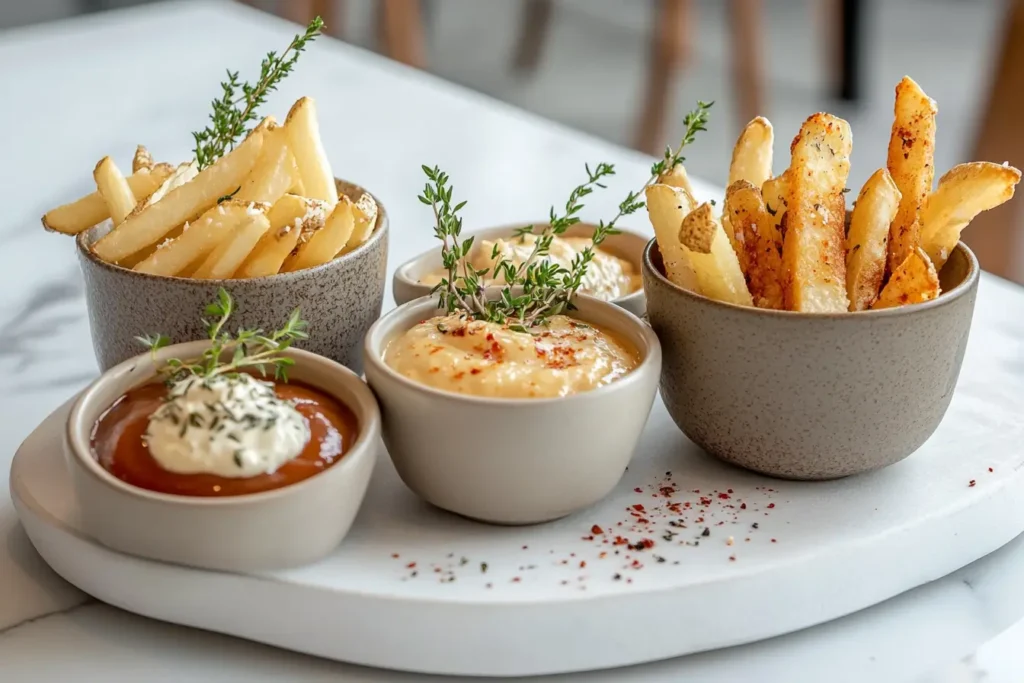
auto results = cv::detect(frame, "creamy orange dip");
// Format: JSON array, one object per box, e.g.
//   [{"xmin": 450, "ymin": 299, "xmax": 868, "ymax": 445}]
[
  {"xmin": 420, "ymin": 234, "xmax": 641, "ymax": 301},
  {"xmin": 384, "ymin": 314, "xmax": 639, "ymax": 398}
]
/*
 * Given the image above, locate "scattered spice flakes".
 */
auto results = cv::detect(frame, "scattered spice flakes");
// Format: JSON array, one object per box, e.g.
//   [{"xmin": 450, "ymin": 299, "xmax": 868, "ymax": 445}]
[
  {"xmin": 391, "ymin": 553, "xmax": 399, "ymax": 559},
  {"xmin": 406, "ymin": 562, "xmax": 417, "ymax": 569},
  {"xmin": 729, "ymin": 555, "xmax": 736, "ymax": 562},
  {"xmin": 969, "ymin": 480, "xmax": 977, "ymax": 488},
  {"xmin": 989, "ymin": 467, "xmax": 994, "ymax": 473},
  {"xmin": 511, "ymin": 577, "xmax": 521, "ymax": 583},
  {"xmin": 591, "ymin": 524, "xmax": 604, "ymax": 535}
]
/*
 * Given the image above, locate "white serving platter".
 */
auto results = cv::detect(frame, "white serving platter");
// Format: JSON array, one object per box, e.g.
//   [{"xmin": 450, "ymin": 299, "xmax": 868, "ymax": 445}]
[{"xmin": 11, "ymin": 339, "xmax": 1024, "ymax": 679}]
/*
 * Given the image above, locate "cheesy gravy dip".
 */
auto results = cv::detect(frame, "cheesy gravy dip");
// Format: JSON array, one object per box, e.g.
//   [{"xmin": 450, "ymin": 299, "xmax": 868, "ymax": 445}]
[
  {"xmin": 421, "ymin": 234, "xmax": 641, "ymax": 301},
  {"xmin": 384, "ymin": 314, "xmax": 639, "ymax": 399}
]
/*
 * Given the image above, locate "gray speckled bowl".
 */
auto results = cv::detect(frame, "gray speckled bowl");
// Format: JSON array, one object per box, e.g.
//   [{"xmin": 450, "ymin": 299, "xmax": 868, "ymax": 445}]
[
  {"xmin": 77, "ymin": 179, "xmax": 388, "ymax": 373},
  {"xmin": 392, "ymin": 222, "xmax": 649, "ymax": 317},
  {"xmin": 642, "ymin": 239, "xmax": 979, "ymax": 480}
]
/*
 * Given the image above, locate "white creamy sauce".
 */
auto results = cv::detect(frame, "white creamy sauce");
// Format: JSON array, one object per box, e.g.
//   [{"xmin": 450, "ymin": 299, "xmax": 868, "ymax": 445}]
[{"xmin": 145, "ymin": 374, "xmax": 309, "ymax": 478}]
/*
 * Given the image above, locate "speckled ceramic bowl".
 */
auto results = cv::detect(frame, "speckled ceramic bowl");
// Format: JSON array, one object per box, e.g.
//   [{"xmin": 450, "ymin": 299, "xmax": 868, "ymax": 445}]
[
  {"xmin": 392, "ymin": 222, "xmax": 649, "ymax": 317},
  {"xmin": 64, "ymin": 340, "xmax": 380, "ymax": 572},
  {"xmin": 643, "ymin": 239, "xmax": 979, "ymax": 480},
  {"xmin": 77, "ymin": 179, "xmax": 388, "ymax": 373}
]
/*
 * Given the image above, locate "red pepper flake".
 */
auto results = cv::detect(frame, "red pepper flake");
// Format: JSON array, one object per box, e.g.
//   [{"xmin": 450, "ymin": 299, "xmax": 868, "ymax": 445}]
[
  {"xmin": 729, "ymin": 555, "xmax": 736, "ymax": 562},
  {"xmin": 640, "ymin": 538, "xmax": 655, "ymax": 549},
  {"xmin": 522, "ymin": 545, "xmax": 528, "ymax": 550},
  {"xmin": 580, "ymin": 561, "xmax": 586, "ymax": 568},
  {"xmin": 740, "ymin": 503, "xmax": 747, "ymax": 510},
  {"xmin": 599, "ymin": 552, "xmax": 607, "ymax": 559},
  {"xmin": 406, "ymin": 562, "xmax": 416, "ymax": 569},
  {"xmin": 511, "ymin": 577, "xmax": 521, "ymax": 583},
  {"xmin": 660, "ymin": 486, "xmax": 676, "ymax": 497},
  {"xmin": 632, "ymin": 504, "xmax": 645, "ymax": 512},
  {"xmin": 727, "ymin": 489, "xmax": 734, "ymax": 494},
  {"xmin": 718, "ymin": 492, "xmax": 731, "ymax": 500},
  {"xmin": 989, "ymin": 467, "xmax": 994, "ymax": 473},
  {"xmin": 699, "ymin": 497, "xmax": 712, "ymax": 506},
  {"xmin": 969, "ymin": 480, "xmax": 977, "ymax": 487},
  {"xmin": 591, "ymin": 524, "xmax": 604, "ymax": 535},
  {"xmin": 633, "ymin": 487, "xmax": 643, "ymax": 493},
  {"xmin": 581, "ymin": 535, "xmax": 594, "ymax": 541},
  {"xmin": 771, "ymin": 539, "xmax": 777, "ymax": 543},
  {"xmin": 767, "ymin": 503, "xmax": 775, "ymax": 509},
  {"xmin": 470, "ymin": 368, "xmax": 482, "ymax": 375},
  {"xmin": 391, "ymin": 553, "xmax": 399, "ymax": 559},
  {"xmin": 631, "ymin": 559, "xmax": 643, "ymax": 569}
]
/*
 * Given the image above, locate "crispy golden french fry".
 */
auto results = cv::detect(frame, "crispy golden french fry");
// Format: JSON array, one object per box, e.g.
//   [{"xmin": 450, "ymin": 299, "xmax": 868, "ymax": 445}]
[
  {"xmin": 132, "ymin": 145, "xmax": 154, "ymax": 173},
  {"xmin": 235, "ymin": 127, "xmax": 298, "ymax": 205},
  {"xmin": 237, "ymin": 195, "xmax": 327, "ymax": 278},
  {"xmin": 340, "ymin": 192, "xmax": 379, "ymax": 253},
  {"xmin": 729, "ymin": 117, "xmax": 774, "ymax": 189},
  {"xmin": 678, "ymin": 203, "xmax": 753, "ymax": 306},
  {"xmin": 782, "ymin": 113, "xmax": 852, "ymax": 312},
  {"xmin": 871, "ymin": 248, "xmax": 939, "ymax": 309},
  {"xmin": 93, "ymin": 156, "xmax": 137, "ymax": 226},
  {"xmin": 846, "ymin": 169, "xmax": 901, "ymax": 311},
  {"xmin": 138, "ymin": 161, "xmax": 199, "ymax": 210},
  {"xmin": 285, "ymin": 97, "xmax": 338, "ymax": 206},
  {"xmin": 761, "ymin": 170, "xmax": 791, "ymax": 240},
  {"xmin": 886, "ymin": 76, "xmax": 937, "ymax": 275},
  {"xmin": 657, "ymin": 162, "xmax": 695, "ymax": 196},
  {"xmin": 134, "ymin": 201, "xmax": 260, "ymax": 276},
  {"xmin": 93, "ymin": 126, "xmax": 266, "ymax": 264},
  {"xmin": 919, "ymin": 162, "xmax": 1021, "ymax": 270},
  {"xmin": 192, "ymin": 211, "xmax": 272, "ymax": 279},
  {"xmin": 121, "ymin": 223, "xmax": 187, "ymax": 269},
  {"xmin": 644, "ymin": 183, "xmax": 700, "ymax": 292},
  {"xmin": 42, "ymin": 167, "xmax": 173, "ymax": 235},
  {"xmin": 283, "ymin": 196, "xmax": 354, "ymax": 272},
  {"xmin": 725, "ymin": 180, "xmax": 784, "ymax": 309}
]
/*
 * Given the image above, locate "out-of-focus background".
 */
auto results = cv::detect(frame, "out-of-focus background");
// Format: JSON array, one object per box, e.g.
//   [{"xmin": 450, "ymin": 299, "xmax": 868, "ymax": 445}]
[{"xmin": 4, "ymin": 0, "xmax": 1022, "ymax": 283}]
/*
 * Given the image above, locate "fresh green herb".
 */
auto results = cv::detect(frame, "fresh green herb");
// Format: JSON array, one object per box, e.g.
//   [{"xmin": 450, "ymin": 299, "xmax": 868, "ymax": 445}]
[
  {"xmin": 136, "ymin": 288, "xmax": 309, "ymax": 383},
  {"xmin": 191, "ymin": 17, "xmax": 324, "ymax": 169}
]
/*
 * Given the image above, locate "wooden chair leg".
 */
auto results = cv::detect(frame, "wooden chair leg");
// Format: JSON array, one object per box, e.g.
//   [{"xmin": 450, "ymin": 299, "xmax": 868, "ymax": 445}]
[
  {"xmin": 281, "ymin": 0, "xmax": 315, "ymax": 25},
  {"xmin": 634, "ymin": 0, "xmax": 690, "ymax": 155},
  {"xmin": 378, "ymin": 0, "xmax": 426, "ymax": 69},
  {"xmin": 312, "ymin": 0, "xmax": 344, "ymax": 37},
  {"xmin": 967, "ymin": 0, "xmax": 1024, "ymax": 283},
  {"xmin": 513, "ymin": 0, "xmax": 555, "ymax": 72},
  {"xmin": 728, "ymin": 0, "xmax": 764, "ymax": 127}
]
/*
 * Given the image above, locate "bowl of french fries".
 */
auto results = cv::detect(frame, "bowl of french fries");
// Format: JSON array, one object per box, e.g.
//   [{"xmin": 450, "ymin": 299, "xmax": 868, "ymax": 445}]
[
  {"xmin": 642, "ymin": 77, "xmax": 1019, "ymax": 479},
  {"xmin": 45, "ymin": 96, "xmax": 388, "ymax": 373}
]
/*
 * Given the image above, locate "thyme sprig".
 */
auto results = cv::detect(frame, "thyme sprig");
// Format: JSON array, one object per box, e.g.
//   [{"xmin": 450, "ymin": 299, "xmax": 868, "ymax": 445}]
[
  {"xmin": 136, "ymin": 289, "xmax": 309, "ymax": 384},
  {"xmin": 191, "ymin": 17, "xmax": 324, "ymax": 169}
]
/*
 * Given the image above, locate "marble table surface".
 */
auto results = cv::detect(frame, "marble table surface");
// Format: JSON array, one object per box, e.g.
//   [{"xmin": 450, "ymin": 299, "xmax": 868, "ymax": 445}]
[{"xmin": 1, "ymin": 1, "xmax": 1023, "ymax": 680}]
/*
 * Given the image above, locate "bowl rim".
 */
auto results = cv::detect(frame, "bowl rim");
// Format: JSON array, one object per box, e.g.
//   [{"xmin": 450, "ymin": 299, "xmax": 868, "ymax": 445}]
[
  {"xmin": 392, "ymin": 221, "xmax": 649, "ymax": 305},
  {"xmin": 642, "ymin": 238, "xmax": 979, "ymax": 319},
  {"xmin": 75, "ymin": 179, "xmax": 388, "ymax": 285},
  {"xmin": 363, "ymin": 294, "xmax": 662, "ymax": 407},
  {"xmin": 66, "ymin": 341, "xmax": 381, "ymax": 506}
]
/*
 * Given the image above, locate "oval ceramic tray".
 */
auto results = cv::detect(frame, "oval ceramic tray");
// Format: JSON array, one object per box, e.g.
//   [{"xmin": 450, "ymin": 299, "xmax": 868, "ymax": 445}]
[{"xmin": 11, "ymin": 339, "xmax": 1024, "ymax": 678}]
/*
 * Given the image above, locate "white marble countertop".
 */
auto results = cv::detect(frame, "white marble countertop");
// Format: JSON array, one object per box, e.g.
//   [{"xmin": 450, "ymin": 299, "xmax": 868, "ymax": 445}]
[{"xmin": 1, "ymin": 1, "xmax": 1022, "ymax": 680}]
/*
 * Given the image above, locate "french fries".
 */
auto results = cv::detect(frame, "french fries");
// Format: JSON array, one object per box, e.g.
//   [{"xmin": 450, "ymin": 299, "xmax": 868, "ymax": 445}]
[
  {"xmin": 134, "ymin": 201, "xmax": 257, "ymax": 277},
  {"xmin": 341, "ymin": 193, "xmax": 379, "ymax": 254},
  {"xmin": 761, "ymin": 171, "xmax": 790, "ymax": 241},
  {"xmin": 284, "ymin": 196, "xmax": 355, "ymax": 272},
  {"xmin": 139, "ymin": 161, "xmax": 199, "ymax": 210},
  {"xmin": 781, "ymin": 113, "xmax": 852, "ymax": 312},
  {"xmin": 657, "ymin": 163, "xmax": 695, "ymax": 196},
  {"xmin": 193, "ymin": 210, "xmax": 272, "ymax": 279},
  {"xmin": 728, "ymin": 117, "xmax": 773, "ymax": 189},
  {"xmin": 644, "ymin": 183, "xmax": 700, "ymax": 292},
  {"xmin": 235, "ymin": 126, "xmax": 298, "ymax": 205},
  {"xmin": 93, "ymin": 125, "xmax": 267, "ymax": 263},
  {"xmin": 93, "ymin": 156, "xmax": 138, "ymax": 226},
  {"xmin": 285, "ymin": 97, "xmax": 338, "ymax": 206},
  {"xmin": 872, "ymin": 248, "xmax": 939, "ymax": 309},
  {"xmin": 678, "ymin": 203, "xmax": 753, "ymax": 306},
  {"xmin": 846, "ymin": 169, "xmax": 901, "ymax": 311},
  {"xmin": 42, "ymin": 165, "xmax": 172, "ymax": 235},
  {"xmin": 132, "ymin": 145, "xmax": 154, "ymax": 173},
  {"xmin": 724, "ymin": 180, "xmax": 784, "ymax": 309},
  {"xmin": 919, "ymin": 162, "xmax": 1021, "ymax": 270},
  {"xmin": 886, "ymin": 76, "xmax": 937, "ymax": 275},
  {"xmin": 237, "ymin": 195, "xmax": 327, "ymax": 278}
]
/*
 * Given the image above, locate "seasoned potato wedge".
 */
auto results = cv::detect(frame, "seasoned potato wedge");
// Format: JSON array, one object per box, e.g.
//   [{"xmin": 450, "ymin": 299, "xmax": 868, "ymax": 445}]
[
  {"xmin": 846, "ymin": 169, "xmax": 902, "ymax": 311},
  {"xmin": 871, "ymin": 248, "xmax": 939, "ymax": 309},
  {"xmin": 678, "ymin": 203, "xmax": 753, "ymax": 306},
  {"xmin": 724, "ymin": 180, "xmax": 784, "ymax": 309},
  {"xmin": 341, "ymin": 192, "xmax": 379, "ymax": 253},
  {"xmin": 644, "ymin": 183, "xmax": 700, "ymax": 292},
  {"xmin": 782, "ymin": 113, "xmax": 852, "ymax": 312}
]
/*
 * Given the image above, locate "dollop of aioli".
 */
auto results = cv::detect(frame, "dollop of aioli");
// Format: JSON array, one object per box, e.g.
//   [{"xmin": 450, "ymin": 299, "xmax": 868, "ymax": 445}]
[{"xmin": 144, "ymin": 374, "xmax": 309, "ymax": 478}]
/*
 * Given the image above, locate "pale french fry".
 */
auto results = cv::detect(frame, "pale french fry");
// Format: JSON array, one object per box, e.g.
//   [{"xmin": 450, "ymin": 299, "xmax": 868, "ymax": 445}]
[
  {"xmin": 644, "ymin": 184, "xmax": 700, "ymax": 292},
  {"xmin": 285, "ymin": 97, "xmax": 338, "ymax": 206},
  {"xmin": 846, "ymin": 169, "xmax": 901, "ymax": 311},
  {"xmin": 871, "ymin": 248, "xmax": 940, "ymax": 309},
  {"xmin": 678, "ymin": 203, "xmax": 753, "ymax": 306},
  {"xmin": 340, "ymin": 192, "xmax": 379, "ymax": 253},
  {"xmin": 93, "ymin": 125, "xmax": 266, "ymax": 264},
  {"xmin": 919, "ymin": 162, "xmax": 1021, "ymax": 270},
  {"xmin": 134, "ymin": 201, "xmax": 260, "ymax": 276},
  {"xmin": 782, "ymin": 113, "xmax": 852, "ymax": 312},
  {"xmin": 724, "ymin": 180, "xmax": 784, "ymax": 309},
  {"xmin": 235, "ymin": 127, "xmax": 298, "ymax": 205},
  {"xmin": 93, "ymin": 156, "xmax": 137, "ymax": 226},
  {"xmin": 192, "ymin": 212, "xmax": 272, "ymax": 279},
  {"xmin": 886, "ymin": 76, "xmax": 937, "ymax": 275},
  {"xmin": 283, "ymin": 196, "xmax": 354, "ymax": 272},
  {"xmin": 657, "ymin": 163, "xmax": 695, "ymax": 196},
  {"xmin": 138, "ymin": 161, "xmax": 199, "ymax": 210},
  {"xmin": 132, "ymin": 145, "xmax": 154, "ymax": 173},
  {"xmin": 121, "ymin": 223, "xmax": 186, "ymax": 269},
  {"xmin": 237, "ymin": 195, "xmax": 327, "ymax": 278},
  {"xmin": 42, "ymin": 166, "xmax": 173, "ymax": 235},
  {"xmin": 728, "ymin": 117, "xmax": 774, "ymax": 189},
  {"xmin": 761, "ymin": 171, "xmax": 791, "ymax": 240}
]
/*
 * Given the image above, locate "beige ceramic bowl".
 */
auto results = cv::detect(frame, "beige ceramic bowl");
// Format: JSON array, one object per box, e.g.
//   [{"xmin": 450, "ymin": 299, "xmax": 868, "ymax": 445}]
[
  {"xmin": 363, "ymin": 296, "xmax": 662, "ymax": 525},
  {"xmin": 643, "ymin": 239, "xmax": 980, "ymax": 480},
  {"xmin": 391, "ymin": 222, "xmax": 649, "ymax": 317},
  {"xmin": 77, "ymin": 178, "xmax": 388, "ymax": 374},
  {"xmin": 65, "ymin": 341, "xmax": 380, "ymax": 571}
]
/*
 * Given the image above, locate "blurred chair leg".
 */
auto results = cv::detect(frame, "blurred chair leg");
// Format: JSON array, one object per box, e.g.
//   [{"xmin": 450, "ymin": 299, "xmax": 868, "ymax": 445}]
[
  {"xmin": 728, "ymin": 0, "xmax": 764, "ymax": 126},
  {"xmin": 967, "ymin": 0, "xmax": 1024, "ymax": 282},
  {"xmin": 837, "ymin": 0, "xmax": 862, "ymax": 101},
  {"xmin": 513, "ymin": 0, "xmax": 554, "ymax": 72},
  {"xmin": 281, "ymin": 0, "xmax": 315, "ymax": 24},
  {"xmin": 378, "ymin": 0, "xmax": 426, "ymax": 68},
  {"xmin": 634, "ymin": 0, "xmax": 690, "ymax": 155},
  {"xmin": 312, "ymin": 0, "xmax": 344, "ymax": 37}
]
